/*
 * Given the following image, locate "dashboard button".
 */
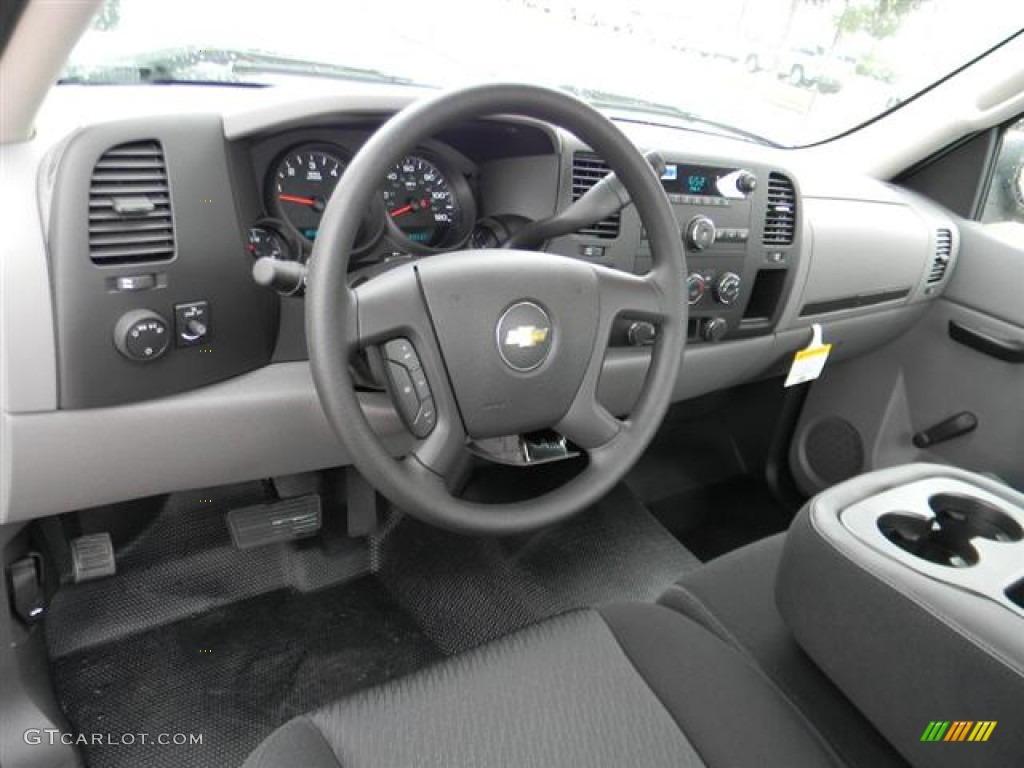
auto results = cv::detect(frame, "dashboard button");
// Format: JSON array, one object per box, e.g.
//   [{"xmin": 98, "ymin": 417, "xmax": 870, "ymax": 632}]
[
  {"xmin": 115, "ymin": 274, "xmax": 156, "ymax": 292},
  {"xmin": 175, "ymin": 301, "xmax": 209, "ymax": 347},
  {"xmin": 113, "ymin": 310, "xmax": 170, "ymax": 362}
]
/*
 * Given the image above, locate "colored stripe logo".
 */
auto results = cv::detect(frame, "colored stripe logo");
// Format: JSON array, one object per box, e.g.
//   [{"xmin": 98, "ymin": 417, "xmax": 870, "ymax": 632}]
[{"xmin": 921, "ymin": 721, "xmax": 996, "ymax": 742}]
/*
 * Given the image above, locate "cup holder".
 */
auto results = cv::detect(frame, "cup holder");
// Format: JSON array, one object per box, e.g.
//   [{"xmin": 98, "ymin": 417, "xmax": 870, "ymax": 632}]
[
  {"xmin": 877, "ymin": 494, "xmax": 1022, "ymax": 569},
  {"xmin": 878, "ymin": 512, "xmax": 979, "ymax": 568},
  {"xmin": 929, "ymin": 493, "xmax": 1024, "ymax": 543}
]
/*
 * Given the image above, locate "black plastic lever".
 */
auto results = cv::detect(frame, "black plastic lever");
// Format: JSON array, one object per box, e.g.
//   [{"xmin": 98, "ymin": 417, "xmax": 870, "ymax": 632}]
[
  {"xmin": 949, "ymin": 320, "xmax": 1024, "ymax": 363},
  {"xmin": 913, "ymin": 411, "xmax": 978, "ymax": 449}
]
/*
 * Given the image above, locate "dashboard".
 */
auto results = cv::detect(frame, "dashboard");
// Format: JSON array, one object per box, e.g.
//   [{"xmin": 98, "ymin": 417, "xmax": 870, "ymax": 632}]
[{"xmin": 1, "ymin": 85, "xmax": 961, "ymax": 523}]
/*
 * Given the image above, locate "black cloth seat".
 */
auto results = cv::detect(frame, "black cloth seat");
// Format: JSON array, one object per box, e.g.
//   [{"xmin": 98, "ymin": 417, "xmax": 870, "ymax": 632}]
[{"xmin": 244, "ymin": 602, "xmax": 841, "ymax": 767}]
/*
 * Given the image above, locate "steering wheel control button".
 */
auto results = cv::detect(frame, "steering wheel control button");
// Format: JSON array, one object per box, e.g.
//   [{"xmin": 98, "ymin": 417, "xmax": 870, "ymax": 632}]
[
  {"xmin": 413, "ymin": 398, "xmax": 437, "ymax": 437},
  {"xmin": 113, "ymin": 310, "xmax": 170, "ymax": 362},
  {"xmin": 383, "ymin": 338, "xmax": 436, "ymax": 437},
  {"xmin": 714, "ymin": 272, "xmax": 742, "ymax": 305},
  {"xmin": 174, "ymin": 301, "xmax": 210, "ymax": 347},
  {"xmin": 410, "ymin": 368, "xmax": 431, "ymax": 400},
  {"xmin": 496, "ymin": 301, "xmax": 553, "ymax": 372},
  {"xmin": 384, "ymin": 338, "xmax": 419, "ymax": 367}
]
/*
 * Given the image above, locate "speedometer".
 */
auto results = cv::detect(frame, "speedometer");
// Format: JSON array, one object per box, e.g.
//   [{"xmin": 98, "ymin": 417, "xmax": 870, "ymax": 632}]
[{"xmin": 383, "ymin": 155, "xmax": 463, "ymax": 248}]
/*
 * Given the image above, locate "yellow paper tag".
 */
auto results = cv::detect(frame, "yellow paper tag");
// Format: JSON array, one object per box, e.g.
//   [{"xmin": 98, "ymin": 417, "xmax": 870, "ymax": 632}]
[{"xmin": 785, "ymin": 324, "xmax": 831, "ymax": 387}]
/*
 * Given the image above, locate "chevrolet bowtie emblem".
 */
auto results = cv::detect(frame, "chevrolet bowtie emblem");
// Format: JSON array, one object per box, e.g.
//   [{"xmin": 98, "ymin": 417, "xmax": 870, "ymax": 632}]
[{"xmin": 505, "ymin": 325, "xmax": 550, "ymax": 349}]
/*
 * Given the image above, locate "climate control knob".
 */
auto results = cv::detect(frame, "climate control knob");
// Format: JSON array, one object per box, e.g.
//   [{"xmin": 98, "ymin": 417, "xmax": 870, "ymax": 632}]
[
  {"xmin": 686, "ymin": 272, "xmax": 708, "ymax": 305},
  {"xmin": 113, "ymin": 310, "xmax": 170, "ymax": 362},
  {"xmin": 714, "ymin": 272, "xmax": 742, "ymax": 305},
  {"xmin": 685, "ymin": 215, "xmax": 716, "ymax": 251}
]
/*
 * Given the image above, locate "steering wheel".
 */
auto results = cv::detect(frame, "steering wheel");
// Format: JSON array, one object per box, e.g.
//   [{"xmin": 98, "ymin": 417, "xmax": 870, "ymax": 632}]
[{"xmin": 307, "ymin": 83, "xmax": 687, "ymax": 535}]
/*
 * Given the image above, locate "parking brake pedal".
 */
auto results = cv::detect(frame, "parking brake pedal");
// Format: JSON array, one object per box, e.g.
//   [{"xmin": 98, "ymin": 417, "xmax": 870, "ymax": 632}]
[
  {"xmin": 71, "ymin": 533, "xmax": 116, "ymax": 583},
  {"xmin": 227, "ymin": 494, "xmax": 322, "ymax": 550}
]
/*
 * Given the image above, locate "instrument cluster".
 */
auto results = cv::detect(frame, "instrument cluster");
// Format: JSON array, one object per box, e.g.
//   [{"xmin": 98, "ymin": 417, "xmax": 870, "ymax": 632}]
[{"xmin": 247, "ymin": 139, "xmax": 477, "ymax": 265}]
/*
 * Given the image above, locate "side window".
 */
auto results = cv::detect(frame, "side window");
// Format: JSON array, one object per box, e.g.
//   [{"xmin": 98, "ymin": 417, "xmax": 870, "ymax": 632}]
[{"xmin": 980, "ymin": 118, "xmax": 1024, "ymax": 244}]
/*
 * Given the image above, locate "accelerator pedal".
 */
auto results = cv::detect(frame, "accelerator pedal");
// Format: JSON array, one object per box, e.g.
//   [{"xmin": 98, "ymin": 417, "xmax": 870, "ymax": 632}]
[{"xmin": 227, "ymin": 494, "xmax": 322, "ymax": 550}]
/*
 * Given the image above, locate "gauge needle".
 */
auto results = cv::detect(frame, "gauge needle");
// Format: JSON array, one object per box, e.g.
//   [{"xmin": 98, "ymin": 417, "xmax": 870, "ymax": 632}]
[
  {"xmin": 279, "ymin": 194, "xmax": 317, "ymax": 206},
  {"xmin": 389, "ymin": 204, "xmax": 414, "ymax": 218}
]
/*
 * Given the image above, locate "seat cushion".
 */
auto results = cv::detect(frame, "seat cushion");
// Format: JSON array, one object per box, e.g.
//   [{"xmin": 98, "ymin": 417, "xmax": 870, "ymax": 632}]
[{"xmin": 244, "ymin": 603, "xmax": 840, "ymax": 768}]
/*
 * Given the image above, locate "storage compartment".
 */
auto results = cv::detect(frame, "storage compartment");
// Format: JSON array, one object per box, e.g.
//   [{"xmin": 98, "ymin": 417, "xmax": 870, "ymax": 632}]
[{"xmin": 742, "ymin": 269, "xmax": 787, "ymax": 321}]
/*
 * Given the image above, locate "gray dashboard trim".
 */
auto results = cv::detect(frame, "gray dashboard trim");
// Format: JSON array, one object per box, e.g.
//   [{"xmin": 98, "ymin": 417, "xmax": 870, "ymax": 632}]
[
  {"xmin": 0, "ymin": 140, "xmax": 58, "ymax": 413},
  {"xmin": 0, "ymin": 363, "xmax": 409, "ymax": 524}
]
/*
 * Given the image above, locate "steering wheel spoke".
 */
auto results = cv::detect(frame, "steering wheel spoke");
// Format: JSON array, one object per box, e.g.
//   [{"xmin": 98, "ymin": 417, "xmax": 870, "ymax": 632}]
[
  {"xmin": 348, "ymin": 263, "xmax": 427, "ymax": 351},
  {"xmin": 554, "ymin": 395, "xmax": 621, "ymax": 451},
  {"xmin": 593, "ymin": 265, "xmax": 669, "ymax": 324}
]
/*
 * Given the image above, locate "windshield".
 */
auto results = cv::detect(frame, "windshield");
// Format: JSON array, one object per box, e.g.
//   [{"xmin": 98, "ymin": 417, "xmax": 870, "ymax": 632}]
[{"xmin": 63, "ymin": 0, "xmax": 1024, "ymax": 147}]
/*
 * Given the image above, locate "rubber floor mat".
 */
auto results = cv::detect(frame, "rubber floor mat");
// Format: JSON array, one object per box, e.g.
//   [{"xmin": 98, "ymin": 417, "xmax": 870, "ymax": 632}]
[
  {"xmin": 46, "ymin": 483, "xmax": 369, "ymax": 657},
  {"xmin": 51, "ymin": 577, "xmax": 440, "ymax": 768},
  {"xmin": 373, "ymin": 483, "xmax": 701, "ymax": 654}
]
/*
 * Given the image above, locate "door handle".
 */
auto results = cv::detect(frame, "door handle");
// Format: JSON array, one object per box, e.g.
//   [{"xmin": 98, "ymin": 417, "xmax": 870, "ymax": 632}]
[{"xmin": 948, "ymin": 320, "xmax": 1024, "ymax": 363}]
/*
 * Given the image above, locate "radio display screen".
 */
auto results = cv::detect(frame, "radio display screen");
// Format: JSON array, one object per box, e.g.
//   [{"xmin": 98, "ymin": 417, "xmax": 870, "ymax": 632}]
[{"xmin": 660, "ymin": 164, "xmax": 734, "ymax": 197}]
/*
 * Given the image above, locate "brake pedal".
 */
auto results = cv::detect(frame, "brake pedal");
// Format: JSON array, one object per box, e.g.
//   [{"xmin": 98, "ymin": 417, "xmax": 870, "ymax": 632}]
[
  {"xmin": 227, "ymin": 494, "xmax": 322, "ymax": 550},
  {"xmin": 71, "ymin": 533, "xmax": 116, "ymax": 583}
]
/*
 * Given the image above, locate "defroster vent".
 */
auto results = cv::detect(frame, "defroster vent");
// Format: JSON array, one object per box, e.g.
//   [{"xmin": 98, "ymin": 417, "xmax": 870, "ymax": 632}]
[
  {"xmin": 763, "ymin": 172, "xmax": 796, "ymax": 246},
  {"xmin": 928, "ymin": 228, "xmax": 952, "ymax": 283},
  {"xmin": 89, "ymin": 141, "xmax": 175, "ymax": 265},
  {"xmin": 571, "ymin": 152, "xmax": 620, "ymax": 239}
]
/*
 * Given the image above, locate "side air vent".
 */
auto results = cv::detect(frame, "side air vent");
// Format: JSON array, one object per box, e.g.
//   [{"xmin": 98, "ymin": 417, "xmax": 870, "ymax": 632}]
[
  {"xmin": 928, "ymin": 228, "xmax": 953, "ymax": 283},
  {"xmin": 89, "ymin": 140, "xmax": 175, "ymax": 265},
  {"xmin": 571, "ymin": 152, "xmax": 620, "ymax": 239},
  {"xmin": 763, "ymin": 172, "xmax": 796, "ymax": 246}
]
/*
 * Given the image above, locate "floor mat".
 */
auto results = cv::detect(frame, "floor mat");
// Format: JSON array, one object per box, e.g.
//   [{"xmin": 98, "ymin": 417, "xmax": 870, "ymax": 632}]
[
  {"xmin": 373, "ymin": 483, "xmax": 700, "ymax": 654},
  {"xmin": 51, "ymin": 577, "xmax": 440, "ymax": 768},
  {"xmin": 47, "ymin": 483, "xmax": 370, "ymax": 657},
  {"xmin": 649, "ymin": 476, "xmax": 792, "ymax": 561}
]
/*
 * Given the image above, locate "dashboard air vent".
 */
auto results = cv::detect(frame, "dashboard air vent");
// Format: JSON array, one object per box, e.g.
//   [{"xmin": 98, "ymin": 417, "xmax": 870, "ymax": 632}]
[
  {"xmin": 89, "ymin": 140, "xmax": 175, "ymax": 265},
  {"xmin": 571, "ymin": 152, "xmax": 620, "ymax": 239},
  {"xmin": 928, "ymin": 228, "xmax": 953, "ymax": 283},
  {"xmin": 763, "ymin": 172, "xmax": 796, "ymax": 246}
]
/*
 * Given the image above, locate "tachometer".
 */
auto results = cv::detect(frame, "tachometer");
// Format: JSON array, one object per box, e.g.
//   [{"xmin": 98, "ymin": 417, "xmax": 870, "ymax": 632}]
[
  {"xmin": 272, "ymin": 146, "xmax": 345, "ymax": 242},
  {"xmin": 383, "ymin": 155, "xmax": 464, "ymax": 248}
]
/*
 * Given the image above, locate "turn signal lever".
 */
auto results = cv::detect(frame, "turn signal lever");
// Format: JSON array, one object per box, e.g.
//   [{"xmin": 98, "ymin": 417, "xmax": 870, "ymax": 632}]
[
  {"xmin": 503, "ymin": 150, "xmax": 667, "ymax": 250},
  {"xmin": 252, "ymin": 257, "xmax": 307, "ymax": 296}
]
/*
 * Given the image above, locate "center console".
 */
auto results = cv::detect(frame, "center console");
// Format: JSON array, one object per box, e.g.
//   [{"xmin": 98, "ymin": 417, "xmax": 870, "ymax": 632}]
[{"xmin": 777, "ymin": 464, "xmax": 1024, "ymax": 768}]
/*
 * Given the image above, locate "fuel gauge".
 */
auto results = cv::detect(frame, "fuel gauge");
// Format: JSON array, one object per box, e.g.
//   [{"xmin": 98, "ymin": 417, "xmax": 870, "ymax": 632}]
[{"xmin": 246, "ymin": 223, "xmax": 295, "ymax": 261}]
